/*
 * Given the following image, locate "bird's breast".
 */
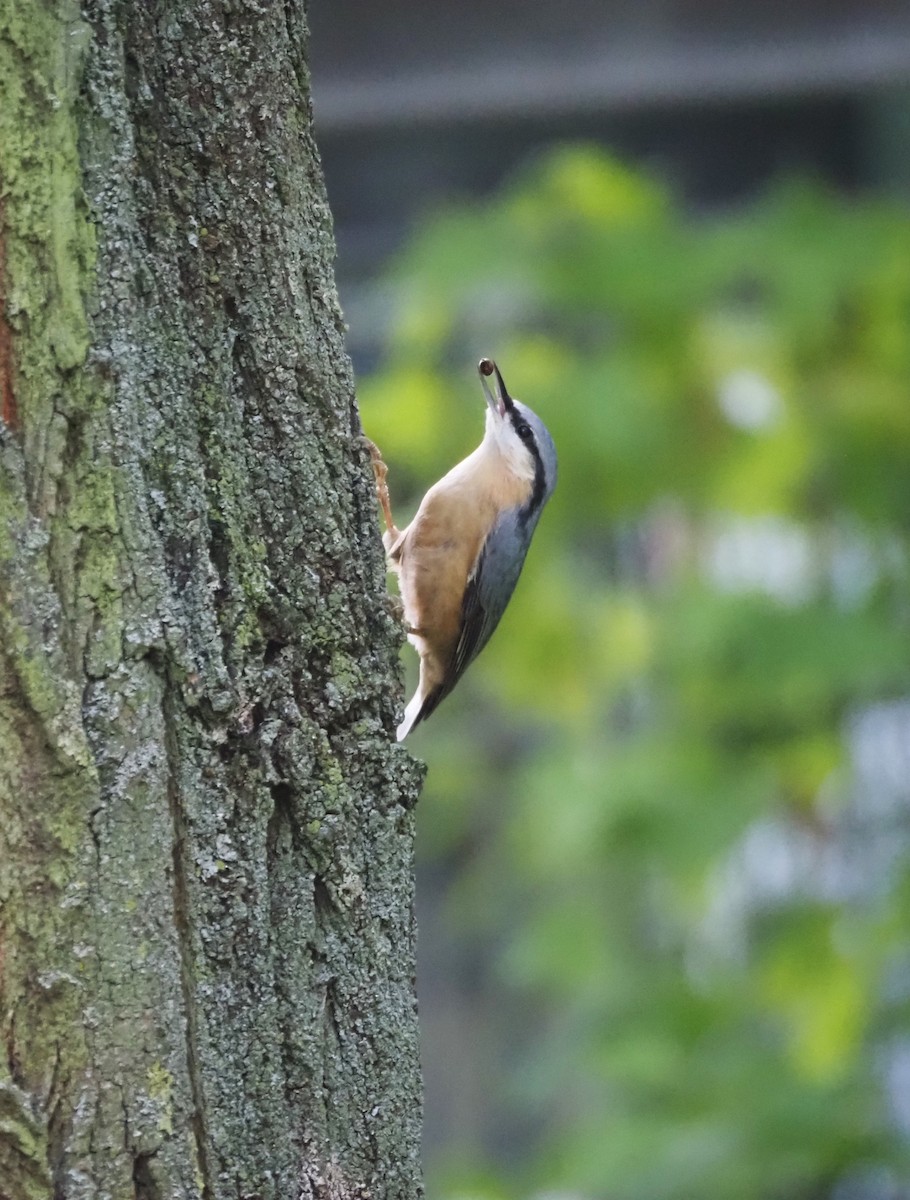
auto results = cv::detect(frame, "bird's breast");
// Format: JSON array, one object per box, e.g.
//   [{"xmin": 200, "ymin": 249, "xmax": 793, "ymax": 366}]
[{"xmin": 395, "ymin": 456, "xmax": 529, "ymax": 652}]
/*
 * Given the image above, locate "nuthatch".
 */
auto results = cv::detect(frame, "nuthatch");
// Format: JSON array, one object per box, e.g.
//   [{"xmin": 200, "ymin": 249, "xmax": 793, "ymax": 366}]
[{"xmin": 369, "ymin": 358, "xmax": 557, "ymax": 740}]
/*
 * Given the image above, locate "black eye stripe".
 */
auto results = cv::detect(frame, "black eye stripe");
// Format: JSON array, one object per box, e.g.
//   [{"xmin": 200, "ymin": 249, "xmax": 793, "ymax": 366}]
[{"xmin": 510, "ymin": 413, "xmax": 548, "ymax": 522}]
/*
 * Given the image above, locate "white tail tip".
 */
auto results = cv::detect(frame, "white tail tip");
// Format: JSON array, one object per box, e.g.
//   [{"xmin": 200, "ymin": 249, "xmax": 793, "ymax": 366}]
[{"xmin": 396, "ymin": 691, "xmax": 424, "ymax": 741}]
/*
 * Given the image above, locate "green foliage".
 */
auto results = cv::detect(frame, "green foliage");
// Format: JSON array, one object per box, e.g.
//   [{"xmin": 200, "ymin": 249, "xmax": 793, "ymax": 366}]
[{"xmin": 359, "ymin": 146, "xmax": 910, "ymax": 1198}]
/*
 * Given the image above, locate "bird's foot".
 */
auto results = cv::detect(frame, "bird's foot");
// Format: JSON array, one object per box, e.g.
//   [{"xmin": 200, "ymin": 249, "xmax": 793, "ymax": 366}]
[{"xmin": 361, "ymin": 437, "xmax": 400, "ymax": 539}]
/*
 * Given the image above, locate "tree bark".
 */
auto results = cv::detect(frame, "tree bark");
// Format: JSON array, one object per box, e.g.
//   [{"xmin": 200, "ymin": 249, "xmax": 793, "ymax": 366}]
[{"xmin": 0, "ymin": 2, "xmax": 424, "ymax": 1197}]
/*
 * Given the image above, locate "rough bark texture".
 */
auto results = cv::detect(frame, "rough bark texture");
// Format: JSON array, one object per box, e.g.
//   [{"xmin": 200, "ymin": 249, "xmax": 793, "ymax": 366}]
[{"xmin": 0, "ymin": 2, "xmax": 424, "ymax": 1197}]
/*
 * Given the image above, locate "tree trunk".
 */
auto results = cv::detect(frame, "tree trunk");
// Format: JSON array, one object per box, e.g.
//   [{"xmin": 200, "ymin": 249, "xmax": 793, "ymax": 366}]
[{"xmin": 0, "ymin": 2, "xmax": 424, "ymax": 1197}]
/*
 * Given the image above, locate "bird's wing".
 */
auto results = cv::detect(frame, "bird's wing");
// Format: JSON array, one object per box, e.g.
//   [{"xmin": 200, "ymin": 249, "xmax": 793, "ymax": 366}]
[
  {"xmin": 407, "ymin": 509, "xmax": 535, "ymax": 732},
  {"xmin": 450, "ymin": 508, "xmax": 530, "ymax": 684},
  {"xmin": 410, "ymin": 528, "xmax": 522, "ymax": 730}
]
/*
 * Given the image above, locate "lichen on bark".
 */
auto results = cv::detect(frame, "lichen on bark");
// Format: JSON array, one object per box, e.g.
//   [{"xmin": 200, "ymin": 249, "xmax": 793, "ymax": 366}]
[{"xmin": 0, "ymin": 2, "xmax": 424, "ymax": 1198}]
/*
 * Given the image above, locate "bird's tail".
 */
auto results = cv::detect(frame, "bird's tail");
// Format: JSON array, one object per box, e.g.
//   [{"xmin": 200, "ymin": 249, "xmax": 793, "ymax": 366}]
[
  {"xmin": 397, "ymin": 678, "xmax": 453, "ymax": 741},
  {"xmin": 396, "ymin": 691, "xmax": 425, "ymax": 741}
]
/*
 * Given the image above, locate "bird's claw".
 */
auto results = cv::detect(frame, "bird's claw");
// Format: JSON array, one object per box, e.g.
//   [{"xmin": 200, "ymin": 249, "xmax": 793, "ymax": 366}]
[{"xmin": 362, "ymin": 437, "xmax": 399, "ymax": 538}]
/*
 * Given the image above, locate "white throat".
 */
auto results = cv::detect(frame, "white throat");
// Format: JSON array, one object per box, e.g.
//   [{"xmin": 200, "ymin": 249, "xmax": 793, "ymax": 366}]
[{"xmin": 483, "ymin": 410, "xmax": 536, "ymax": 483}]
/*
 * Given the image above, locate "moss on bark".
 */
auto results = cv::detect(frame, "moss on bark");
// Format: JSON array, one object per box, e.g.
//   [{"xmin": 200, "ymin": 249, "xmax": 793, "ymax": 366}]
[{"xmin": 0, "ymin": 2, "xmax": 424, "ymax": 1197}]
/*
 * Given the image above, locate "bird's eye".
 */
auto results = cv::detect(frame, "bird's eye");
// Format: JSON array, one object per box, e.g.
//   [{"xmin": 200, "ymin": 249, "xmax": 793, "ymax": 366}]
[{"xmin": 514, "ymin": 420, "xmax": 532, "ymax": 441}]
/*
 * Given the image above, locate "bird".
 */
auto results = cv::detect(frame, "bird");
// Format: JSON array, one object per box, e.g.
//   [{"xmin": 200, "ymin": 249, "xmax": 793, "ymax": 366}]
[{"xmin": 368, "ymin": 358, "xmax": 557, "ymax": 740}]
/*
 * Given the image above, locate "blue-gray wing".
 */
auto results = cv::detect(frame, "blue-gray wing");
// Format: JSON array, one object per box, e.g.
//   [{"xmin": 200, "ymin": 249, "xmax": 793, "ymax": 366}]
[
  {"xmin": 451, "ymin": 508, "xmax": 532, "ymax": 681},
  {"xmin": 410, "ymin": 508, "xmax": 535, "ymax": 728}
]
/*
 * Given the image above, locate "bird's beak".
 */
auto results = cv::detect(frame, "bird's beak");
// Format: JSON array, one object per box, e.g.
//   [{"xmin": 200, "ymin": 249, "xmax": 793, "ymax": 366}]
[{"xmin": 478, "ymin": 358, "xmax": 514, "ymax": 419}]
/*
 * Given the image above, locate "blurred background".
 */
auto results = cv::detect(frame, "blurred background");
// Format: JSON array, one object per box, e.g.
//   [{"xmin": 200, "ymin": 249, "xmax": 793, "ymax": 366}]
[{"xmin": 309, "ymin": 4, "xmax": 910, "ymax": 1198}]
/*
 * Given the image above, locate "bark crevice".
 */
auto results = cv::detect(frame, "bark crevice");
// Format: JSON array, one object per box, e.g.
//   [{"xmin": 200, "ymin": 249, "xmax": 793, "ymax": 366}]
[{"xmin": 164, "ymin": 688, "xmax": 215, "ymax": 1200}]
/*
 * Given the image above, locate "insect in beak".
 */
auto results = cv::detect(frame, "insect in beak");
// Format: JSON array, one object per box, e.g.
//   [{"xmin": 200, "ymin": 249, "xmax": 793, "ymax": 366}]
[{"xmin": 478, "ymin": 358, "xmax": 514, "ymax": 419}]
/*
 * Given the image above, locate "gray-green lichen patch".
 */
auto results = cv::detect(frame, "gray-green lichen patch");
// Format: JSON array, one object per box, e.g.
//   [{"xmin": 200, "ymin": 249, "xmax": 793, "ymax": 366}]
[{"xmin": 0, "ymin": 1080, "xmax": 53, "ymax": 1200}]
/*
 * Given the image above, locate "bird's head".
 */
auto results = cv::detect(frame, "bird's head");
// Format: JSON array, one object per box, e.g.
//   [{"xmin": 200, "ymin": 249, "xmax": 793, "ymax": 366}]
[{"xmin": 478, "ymin": 358, "xmax": 558, "ymax": 513}]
